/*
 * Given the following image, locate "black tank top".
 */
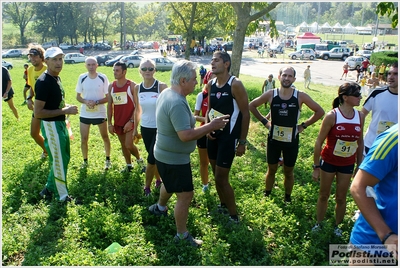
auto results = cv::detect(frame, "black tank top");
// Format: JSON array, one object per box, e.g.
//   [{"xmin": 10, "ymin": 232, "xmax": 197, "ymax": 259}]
[
  {"xmin": 209, "ymin": 76, "xmax": 242, "ymax": 138},
  {"xmin": 269, "ymin": 88, "xmax": 300, "ymax": 146}
]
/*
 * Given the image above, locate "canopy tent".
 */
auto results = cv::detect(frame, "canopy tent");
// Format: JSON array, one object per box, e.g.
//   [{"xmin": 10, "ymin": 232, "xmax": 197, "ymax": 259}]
[
  {"xmin": 296, "ymin": 32, "xmax": 321, "ymax": 49},
  {"xmin": 320, "ymin": 22, "xmax": 332, "ymax": 33},
  {"xmin": 295, "ymin": 21, "xmax": 309, "ymax": 33},
  {"xmin": 332, "ymin": 22, "xmax": 343, "ymax": 33},
  {"xmin": 309, "ymin": 22, "xmax": 319, "ymax": 32},
  {"xmin": 343, "ymin": 22, "xmax": 357, "ymax": 34}
]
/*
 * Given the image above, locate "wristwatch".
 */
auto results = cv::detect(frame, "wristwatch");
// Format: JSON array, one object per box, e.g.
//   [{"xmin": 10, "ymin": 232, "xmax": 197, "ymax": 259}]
[
  {"xmin": 238, "ymin": 139, "xmax": 247, "ymax": 145},
  {"xmin": 129, "ymin": 119, "xmax": 134, "ymax": 123},
  {"xmin": 301, "ymin": 122, "xmax": 307, "ymax": 129},
  {"xmin": 312, "ymin": 164, "xmax": 321, "ymax": 170},
  {"xmin": 95, "ymin": 100, "xmax": 99, "ymax": 105}
]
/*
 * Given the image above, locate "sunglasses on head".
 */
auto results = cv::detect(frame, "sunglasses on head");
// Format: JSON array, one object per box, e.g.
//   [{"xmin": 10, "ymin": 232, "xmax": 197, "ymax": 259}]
[
  {"xmin": 141, "ymin": 67, "xmax": 155, "ymax": 72},
  {"xmin": 28, "ymin": 49, "xmax": 39, "ymax": 56}
]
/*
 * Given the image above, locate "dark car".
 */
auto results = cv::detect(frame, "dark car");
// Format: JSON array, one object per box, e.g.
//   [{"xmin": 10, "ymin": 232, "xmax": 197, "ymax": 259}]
[
  {"xmin": 94, "ymin": 42, "xmax": 112, "ymax": 50},
  {"xmin": 222, "ymin": 42, "xmax": 233, "ymax": 51},
  {"xmin": 96, "ymin": 54, "xmax": 114, "ymax": 66},
  {"xmin": 105, "ymin": 55, "xmax": 124, "ymax": 66}
]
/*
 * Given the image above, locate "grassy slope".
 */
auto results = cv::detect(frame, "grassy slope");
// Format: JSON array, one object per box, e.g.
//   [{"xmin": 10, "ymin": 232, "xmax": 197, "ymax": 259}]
[{"xmin": 2, "ymin": 58, "xmax": 371, "ymax": 265}]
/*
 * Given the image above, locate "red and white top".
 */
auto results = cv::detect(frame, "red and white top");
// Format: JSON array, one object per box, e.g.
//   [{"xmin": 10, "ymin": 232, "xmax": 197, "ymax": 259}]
[
  {"xmin": 321, "ymin": 107, "xmax": 361, "ymax": 166},
  {"xmin": 111, "ymin": 80, "xmax": 135, "ymax": 127}
]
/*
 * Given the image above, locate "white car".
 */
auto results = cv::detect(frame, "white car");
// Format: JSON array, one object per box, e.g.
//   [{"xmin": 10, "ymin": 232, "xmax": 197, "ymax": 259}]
[
  {"xmin": 356, "ymin": 49, "xmax": 373, "ymax": 59},
  {"xmin": 288, "ymin": 49, "xmax": 315, "ymax": 60},
  {"xmin": 64, "ymin": 53, "xmax": 86, "ymax": 64},
  {"xmin": 119, "ymin": 55, "xmax": 143, "ymax": 68},
  {"xmin": 2, "ymin": 49, "xmax": 22, "ymax": 58},
  {"xmin": 344, "ymin": 56, "xmax": 367, "ymax": 71},
  {"xmin": 2, "ymin": 60, "xmax": 13, "ymax": 69},
  {"xmin": 59, "ymin": 43, "xmax": 74, "ymax": 50},
  {"xmin": 152, "ymin": 57, "xmax": 175, "ymax": 71}
]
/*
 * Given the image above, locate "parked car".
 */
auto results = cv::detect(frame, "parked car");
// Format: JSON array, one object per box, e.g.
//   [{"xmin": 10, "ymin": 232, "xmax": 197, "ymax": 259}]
[
  {"xmin": 344, "ymin": 56, "xmax": 367, "ymax": 71},
  {"xmin": 74, "ymin": 42, "xmax": 92, "ymax": 49},
  {"xmin": 42, "ymin": 41, "xmax": 58, "ymax": 49},
  {"xmin": 320, "ymin": 47, "xmax": 352, "ymax": 61},
  {"xmin": 355, "ymin": 49, "xmax": 373, "ymax": 59},
  {"xmin": 130, "ymin": 50, "xmax": 139, "ymax": 55},
  {"xmin": 222, "ymin": 42, "xmax": 233, "ymax": 51},
  {"xmin": 362, "ymin": 43, "xmax": 374, "ymax": 50},
  {"xmin": 2, "ymin": 49, "xmax": 22, "ymax": 58},
  {"xmin": 119, "ymin": 55, "xmax": 143, "ymax": 68},
  {"xmin": 268, "ymin": 44, "xmax": 285, "ymax": 54},
  {"xmin": 152, "ymin": 57, "xmax": 175, "ymax": 71},
  {"xmin": 64, "ymin": 53, "xmax": 86, "ymax": 64},
  {"xmin": 105, "ymin": 55, "xmax": 124, "ymax": 66},
  {"xmin": 288, "ymin": 49, "xmax": 315, "ymax": 60},
  {"xmin": 59, "ymin": 43, "xmax": 74, "ymax": 50},
  {"xmin": 2, "ymin": 60, "xmax": 13, "ymax": 69},
  {"xmin": 94, "ymin": 42, "xmax": 111, "ymax": 50},
  {"xmin": 96, "ymin": 54, "xmax": 114, "ymax": 66}
]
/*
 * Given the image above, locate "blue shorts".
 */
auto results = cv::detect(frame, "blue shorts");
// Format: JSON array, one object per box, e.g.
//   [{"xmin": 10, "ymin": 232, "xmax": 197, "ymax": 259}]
[
  {"xmin": 207, "ymin": 136, "xmax": 237, "ymax": 168},
  {"xmin": 155, "ymin": 160, "xmax": 193, "ymax": 193},
  {"xmin": 320, "ymin": 159, "xmax": 354, "ymax": 174}
]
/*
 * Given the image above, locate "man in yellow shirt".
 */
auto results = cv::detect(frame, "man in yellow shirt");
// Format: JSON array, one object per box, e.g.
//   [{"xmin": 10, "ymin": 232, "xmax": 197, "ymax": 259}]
[
  {"xmin": 26, "ymin": 45, "xmax": 48, "ymax": 158},
  {"xmin": 378, "ymin": 62, "xmax": 386, "ymax": 85}
]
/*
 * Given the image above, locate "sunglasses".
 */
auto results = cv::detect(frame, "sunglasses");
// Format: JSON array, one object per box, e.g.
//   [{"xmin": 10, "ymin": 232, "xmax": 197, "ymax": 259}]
[
  {"xmin": 347, "ymin": 92, "xmax": 361, "ymax": 97},
  {"xmin": 141, "ymin": 67, "xmax": 155, "ymax": 72}
]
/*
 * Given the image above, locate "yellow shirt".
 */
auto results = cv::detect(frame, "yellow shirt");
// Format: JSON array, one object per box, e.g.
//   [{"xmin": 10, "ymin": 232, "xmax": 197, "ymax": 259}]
[
  {"xmin": 27, "ymin": 65, "xmax": 47, "ymax": 91},
  {"xmin": 379, "ymin": 65, "xmax": 386, "ymax": 74}
]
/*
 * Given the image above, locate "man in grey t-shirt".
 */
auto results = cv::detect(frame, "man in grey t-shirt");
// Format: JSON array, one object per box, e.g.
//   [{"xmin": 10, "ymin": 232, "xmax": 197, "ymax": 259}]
[{"xmin": 148, "ymin": 60, "xmax": 229, "ymax": 248}]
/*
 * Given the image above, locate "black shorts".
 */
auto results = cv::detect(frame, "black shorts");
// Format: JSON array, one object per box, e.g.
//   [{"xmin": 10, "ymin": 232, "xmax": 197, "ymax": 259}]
[
  {"xmin": 2, "ymin": 88, "xmax": 14, "ymax": 102},
  {"xmin": 207, "ymin": 136, "xmax": 237, "ymax": 168},
  {"xmin": 80, "ymin": 117, "xmax": 107, "ymax": 125},
  {"xmin": 267, "ymin": 140, "xmax": 299, "ymax": 167},
  {"xmin": 141, "ymin": 126, "xmax": 156, "ymax": 165},
  {"xmin": 320, "ymin": 159, "xmax": 354, "ymax": 174},
  {"xmin": 197, "ymin": 135, "xmax": 207, "ymax": 148},
  {"xmin": 155, "ymin": 159, "xmax": 193, "ymax": 193}
]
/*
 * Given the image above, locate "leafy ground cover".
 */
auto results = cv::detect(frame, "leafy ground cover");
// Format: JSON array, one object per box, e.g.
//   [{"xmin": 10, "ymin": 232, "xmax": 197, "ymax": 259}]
[{"xmin": 2, "ymin": 59, "xmax": 370, "ymax": 265}]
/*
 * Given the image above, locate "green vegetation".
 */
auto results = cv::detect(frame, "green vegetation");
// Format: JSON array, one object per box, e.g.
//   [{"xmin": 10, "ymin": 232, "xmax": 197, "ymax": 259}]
[{"xmin": 3, "ymin": 59, "xmax": 370, "ymax": 265}]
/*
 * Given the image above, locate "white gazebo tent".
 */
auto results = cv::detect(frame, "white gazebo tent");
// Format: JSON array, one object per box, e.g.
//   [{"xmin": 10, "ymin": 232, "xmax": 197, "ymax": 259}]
[
  {"xmin": 309, "ymin": 22, "xmax": 319, "ymax": 33},
  {"xmin": 296, "ymin": 21, "xmax": 309, "ymax": 33},
  {"xmin": 320, "ymin": 22, "xmax": 332, "ymax": 33},
  {"xmin": 343, "ymin": 23, "xmax": 357, "ymax": 34},
  {"xmin": 332, "ymin": 22, "xmax": 343, "ymax": 33}
]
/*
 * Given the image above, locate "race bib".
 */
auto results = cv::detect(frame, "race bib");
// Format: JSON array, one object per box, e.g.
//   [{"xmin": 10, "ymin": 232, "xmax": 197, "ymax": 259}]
[
  {"xmin": 112, "ymin": 92, "xmax": 128, "ymax": 105},
  {"xmin": 377, "ymin": 121, "xmax": 395, "ymax": 134},
  {"xmin": 85, "ymin": 105, "xmax": 99, "ymax": 112},
  {"xmin": 333, "ymin": 139, "xmax": 358, "ymax": 157},
  {"xmin": 209, "ymin": 108, "xmax": 225, "ymax": 120},
  {"xmin": 272, "ymin": 125, "xmax": 292, "ymax": 142}
]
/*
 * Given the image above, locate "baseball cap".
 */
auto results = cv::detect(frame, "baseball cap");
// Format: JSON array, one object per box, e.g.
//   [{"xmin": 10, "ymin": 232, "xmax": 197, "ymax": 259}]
[
  {"xmin": 27, "ymin": 49, "xmax": 40, "ymax": 56},
  {"xmin": 44, "ymin": 47, "xmax": 64, "ymax": 59}
]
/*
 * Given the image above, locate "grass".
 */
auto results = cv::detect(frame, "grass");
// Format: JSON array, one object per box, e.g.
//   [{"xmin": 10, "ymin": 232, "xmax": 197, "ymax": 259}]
[{"xmin": 2, "ymin": 58, "xmax": 370, "ymax": 265}]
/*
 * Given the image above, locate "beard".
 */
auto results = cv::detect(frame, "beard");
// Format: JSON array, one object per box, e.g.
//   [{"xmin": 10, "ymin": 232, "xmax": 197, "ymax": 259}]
[{"xmin": 281, "ymin": 80, "xmax": 292, "ymax": 88}]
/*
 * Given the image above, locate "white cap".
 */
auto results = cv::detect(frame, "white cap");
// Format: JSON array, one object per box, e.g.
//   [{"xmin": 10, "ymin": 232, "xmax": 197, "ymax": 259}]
[{"xmin": 44, "ymin": 47, "xmax": 64, "ymax": 59}]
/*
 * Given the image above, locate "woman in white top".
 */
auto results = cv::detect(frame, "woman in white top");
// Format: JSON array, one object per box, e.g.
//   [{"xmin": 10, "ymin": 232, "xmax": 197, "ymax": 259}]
[{"xmin": 133, "ymin": 58, "xmax": 168, "ymax": 196}]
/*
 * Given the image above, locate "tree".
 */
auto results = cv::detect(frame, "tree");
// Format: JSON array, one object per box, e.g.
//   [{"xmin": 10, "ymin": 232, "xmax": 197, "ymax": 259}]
[
  {"xmin": 376, "ymin": 2, "xmax": 398, "ymax": 28},
  {"xmin": 2, "ymin": 2, "xmax": 35, "ymax": 45},
  {"xmin": 229, "ymin": 2, "xmax": 280, "ymax": 77}
]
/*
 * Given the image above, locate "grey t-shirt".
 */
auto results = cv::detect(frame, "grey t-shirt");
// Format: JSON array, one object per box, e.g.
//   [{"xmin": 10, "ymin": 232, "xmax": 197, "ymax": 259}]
[{"xmin": 154, "ymin": 88, "xmax": 196, "ymax": 164}]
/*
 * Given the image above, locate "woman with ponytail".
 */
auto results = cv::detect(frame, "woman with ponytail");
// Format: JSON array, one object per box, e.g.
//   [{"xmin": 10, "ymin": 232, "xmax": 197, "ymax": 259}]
[{"xmin": 311, "ymin": 82, "xmax": 365, "ymax": 236}]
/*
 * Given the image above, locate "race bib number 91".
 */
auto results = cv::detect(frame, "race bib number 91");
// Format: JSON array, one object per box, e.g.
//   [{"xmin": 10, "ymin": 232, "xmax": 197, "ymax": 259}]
[{"xmin": 333, "ymin": 139, "xmax": 358, "ymax": 157}]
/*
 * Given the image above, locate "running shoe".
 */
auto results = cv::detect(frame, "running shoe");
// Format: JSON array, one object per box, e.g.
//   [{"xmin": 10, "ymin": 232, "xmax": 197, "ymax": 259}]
[
  {"xmin": 174, "ymin": 233, "xmax": 203, "ymax": 248},
  {"xmin": 148, "ymin": 203, "xmax": 168, "ymax": 217},
  {"xmin": 144, "ymin": 187, "xmax": 151, "ymax": 196},
  {"xmin": 104, "ymin": 160, "xmax": 112, "ymax": 170},
  {"xmin": 155, "ymin": 179, "xmax": 162, "ymax": 188}
]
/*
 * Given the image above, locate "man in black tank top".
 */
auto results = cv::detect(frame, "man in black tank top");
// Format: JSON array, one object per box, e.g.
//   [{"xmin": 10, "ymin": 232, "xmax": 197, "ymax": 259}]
[
  {"xmin": 249, "ymin": 66, "xmax": 324, "ymax": 203},
  {"xmin": 206, "ymin": 51, "xmax": 250, "ymax": 223}
]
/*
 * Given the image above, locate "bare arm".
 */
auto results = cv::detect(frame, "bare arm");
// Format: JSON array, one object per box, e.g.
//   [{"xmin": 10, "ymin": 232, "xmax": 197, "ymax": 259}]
[
  {"xmin": 177, "ymin": 114, "xmax": 230, "ymax": 142},
  {"xmin": 132, "ymin": 84, "xmax": 142, "ymax": 136},
  {"xmin": 107, "ymin": 84, "xmax": 115, "ymax": 135},
  {"xmin": 350, "ymin": 170, "xmax": 398, "ymax": 247},
  {"xmin": 355, "ymin": 112, "xmax": 365, "ymax": 171},
  {"xmin": 249, "ymin": 90, "xmax": 272, "ymax": 128},
  {"xmin": 34, "ymin": 99, "xmax": 78, "ymax": 119},
  {"xmin": 261, "ymin": 80, "xmax": 266, "ymax": 94}
]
